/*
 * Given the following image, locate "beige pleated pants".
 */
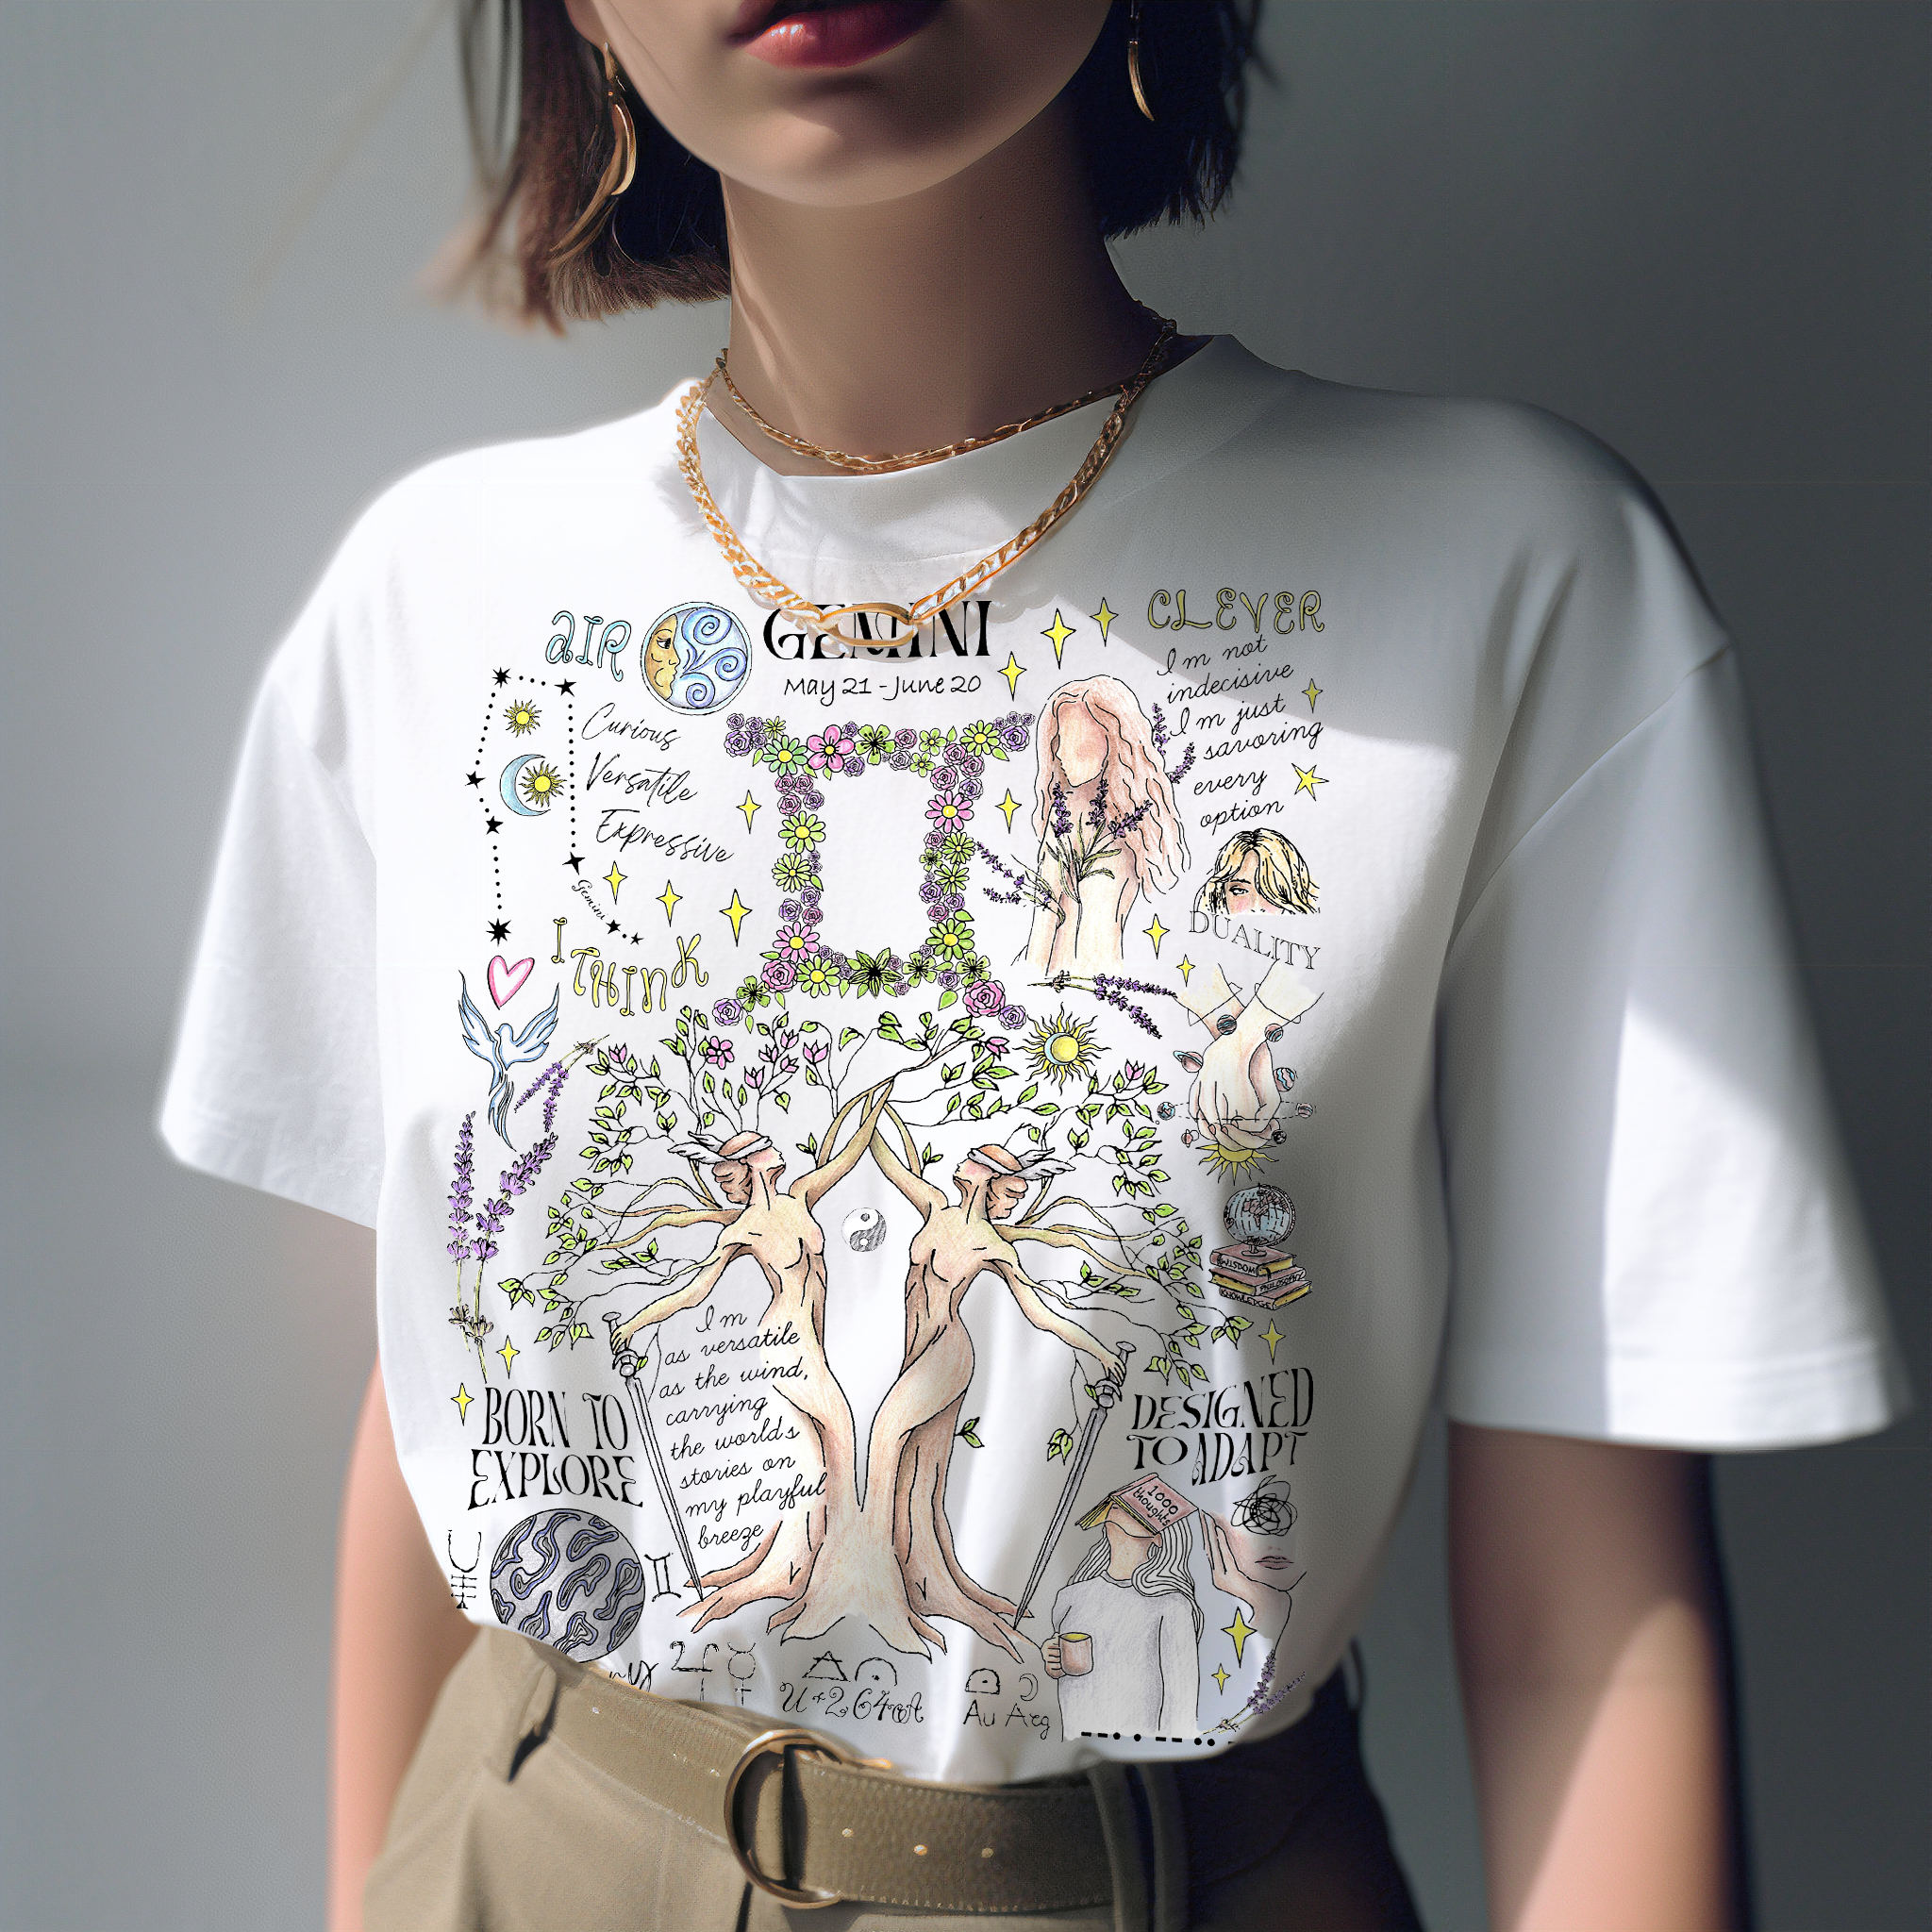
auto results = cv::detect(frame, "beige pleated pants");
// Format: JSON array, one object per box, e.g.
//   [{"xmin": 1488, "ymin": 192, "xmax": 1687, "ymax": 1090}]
[{"xmin": 366, "ymin": 1629, "xmax": 1423, "ymax": 1932}]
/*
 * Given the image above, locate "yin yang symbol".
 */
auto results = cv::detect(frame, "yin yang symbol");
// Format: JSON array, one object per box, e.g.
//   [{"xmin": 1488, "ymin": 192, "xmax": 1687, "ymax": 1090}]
[{"xmin": 844, "ymin": 1207, "xmax": 888, "ymax": 1253}]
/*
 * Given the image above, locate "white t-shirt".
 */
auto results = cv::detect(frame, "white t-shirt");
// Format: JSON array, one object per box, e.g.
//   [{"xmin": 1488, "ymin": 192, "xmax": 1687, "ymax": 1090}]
[{"xmin": 160, "ymin": 337, "xmax": 1906, "ymax": 1781}]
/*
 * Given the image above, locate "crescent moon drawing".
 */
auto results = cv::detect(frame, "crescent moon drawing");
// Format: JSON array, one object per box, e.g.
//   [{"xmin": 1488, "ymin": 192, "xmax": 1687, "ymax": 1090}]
[{"xmin": 499, "ymin": 755, "xmax": 549, "ymax": 816}]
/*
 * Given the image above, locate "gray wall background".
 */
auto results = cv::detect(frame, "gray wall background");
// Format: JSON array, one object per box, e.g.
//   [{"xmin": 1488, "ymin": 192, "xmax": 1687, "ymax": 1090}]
[{"xmin": 1, "ymin": 4, "xmax": 1924, "ymax": 1927}]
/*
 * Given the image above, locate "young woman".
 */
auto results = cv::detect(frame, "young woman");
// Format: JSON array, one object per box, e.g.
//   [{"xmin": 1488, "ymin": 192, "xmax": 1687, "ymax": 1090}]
[{"xmin": 160, "ymin": 3, "xmax": 1906, "ymax": 1928}]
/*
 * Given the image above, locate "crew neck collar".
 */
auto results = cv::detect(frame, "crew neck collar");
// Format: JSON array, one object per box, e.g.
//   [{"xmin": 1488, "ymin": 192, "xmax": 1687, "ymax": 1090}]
[{"xmin": 690, "ymin": 335, "xmax": 1294, "ymax": 572}]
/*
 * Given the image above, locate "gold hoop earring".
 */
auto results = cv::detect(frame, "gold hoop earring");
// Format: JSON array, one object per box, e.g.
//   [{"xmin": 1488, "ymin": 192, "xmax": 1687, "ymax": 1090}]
[
  {"xmin": 1126, "ymin": 0, "xmax": 1155, "ymax": 121},
  {"xmin": 550, "ymin": 42, "xmax": 639, "ymax": 268}
]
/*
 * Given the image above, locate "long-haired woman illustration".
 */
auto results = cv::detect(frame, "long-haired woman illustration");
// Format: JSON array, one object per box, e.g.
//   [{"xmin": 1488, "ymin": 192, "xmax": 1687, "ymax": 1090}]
[{"xmin": 1024, "ymin": 675, "xmax": 1190, "ymax": 974}]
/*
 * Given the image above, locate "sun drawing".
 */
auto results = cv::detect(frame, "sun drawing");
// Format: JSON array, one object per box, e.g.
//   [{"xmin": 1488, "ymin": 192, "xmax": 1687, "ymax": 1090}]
[
  {"xmin": 517, "ymin": 759, "xmax": 562, "ymax": 809},
  {"xmin": 503, "ymin": 697, "xmax": 541, "ymax": 735},
  {"xmin": 1195, "ymin": 1134, "xmax": 1272, "ymax": 1183},
  {"xmin": 1024, "ymin": 1009, "xmax": 1101, "ymax": 1090}
]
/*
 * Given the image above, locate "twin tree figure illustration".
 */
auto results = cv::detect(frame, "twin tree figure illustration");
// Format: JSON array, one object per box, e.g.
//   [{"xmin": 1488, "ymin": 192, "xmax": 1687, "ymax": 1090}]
[
  {"xmin": 606, "ymin": 1083, "xmax": 1123, "ymax": 1661},
  {"xmin": 446, "ymin": 660, "xmax": 1324, "ymax": 1692}
]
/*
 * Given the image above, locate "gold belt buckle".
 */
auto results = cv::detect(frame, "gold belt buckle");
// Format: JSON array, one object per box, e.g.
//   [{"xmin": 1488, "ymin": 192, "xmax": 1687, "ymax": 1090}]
[{"xmin": 722, "ymin": 1724, "xmax": 858, "ymax": 1908}]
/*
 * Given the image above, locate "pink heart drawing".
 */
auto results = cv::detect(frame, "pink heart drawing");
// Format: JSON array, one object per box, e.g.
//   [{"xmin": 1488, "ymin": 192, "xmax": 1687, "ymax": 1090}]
[{"xmin": 487, "ymin": 955, "xmax": 535, "ymax": 1008}]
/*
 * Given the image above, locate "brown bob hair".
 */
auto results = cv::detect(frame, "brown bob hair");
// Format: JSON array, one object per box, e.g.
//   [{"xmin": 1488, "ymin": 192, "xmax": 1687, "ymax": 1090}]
[{"xmin": 454, "ymin": 0, "xmax": 1264, "ymax": 330}]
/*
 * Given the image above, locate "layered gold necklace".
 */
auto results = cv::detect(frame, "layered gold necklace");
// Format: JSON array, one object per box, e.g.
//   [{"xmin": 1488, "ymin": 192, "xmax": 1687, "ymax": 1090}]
[{"xmin": 675, "ymin": 317, "xmax": 1179, "ymax": 651}]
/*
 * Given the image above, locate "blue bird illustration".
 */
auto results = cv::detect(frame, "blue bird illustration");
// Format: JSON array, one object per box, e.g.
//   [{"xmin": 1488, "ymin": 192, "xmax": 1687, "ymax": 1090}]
[{"xmin": 458, "ymin": 975, "xmax": 560, "ymax": 1145}]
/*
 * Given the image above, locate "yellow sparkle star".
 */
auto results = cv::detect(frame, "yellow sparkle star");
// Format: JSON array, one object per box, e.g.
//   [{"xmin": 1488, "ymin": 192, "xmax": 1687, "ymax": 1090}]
[
  {"xmin": 738, "ymin": 791, "xmax": 761, "ymax": 832},
  {"xmin": 720, "ymin": 890, "xmax": 752, "ymax": 942},
  {"xmin": 1176, "ymin": 956, "xmax": 1195, "ymax": 986},
  {"xmin": 657, "ymin": 879, "xmax": 682, "ymax": 924},
  {"xmin": 1142, "ymin": 913, "xmax": 1170, "ymax": 956},
  {"xmin": 1091, "ymin": 597, "xmax": 1119, "ymax": 643},
  {"xmin": 451, "ymin": 1383, "xmax": 474, "ymax": 1424},
  {"xmin": 1212, "ymin": 1664, "xmax": 1231, "ymax": 1695},
  {"xmin": 496, "ymin": 1336, "xmax": 519, "ymax": 1377},
  {"xmin": 1260, "ymin": 1320, "xmax": 1285, "ymax": 1362},
  {"xmin": 1041, "ymin": 608, "xmax": 1074, "ymax": 664},
  {"xmin": 997, "ymin": 790, "xmax": 1022, "ymax": 832},
  {"xmin": 1292, "ymin": 762, "xmax": 1327, "ymax": 800},
  {"xmin": 1222, "ymin": 1606, "xmax": 1258, "ymax": 1666},
  {"xmin": 603, "ymin": 861, "xmax": 625, "ymax": 902},
  {"xmin": 1302, "ymin": 678, "xmax": 1322, "ymax": 711},
  {"xmin": 998, "ymin": 652, "xmax": 1026, "ymax": 698}
]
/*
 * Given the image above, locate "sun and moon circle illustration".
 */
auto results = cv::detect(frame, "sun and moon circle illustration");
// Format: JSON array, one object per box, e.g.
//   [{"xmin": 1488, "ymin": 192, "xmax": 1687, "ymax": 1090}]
[
  {"xmin": 1024, "ymin": 1009, "xmax": 1102, "ymax": 1090},
  {"xmin": 641, "ymin": 603, "xmax": 752, "ymax": 715},
  {"xmin": 499, "ymin": 755, "xmax": 562, "ymax": 816}
]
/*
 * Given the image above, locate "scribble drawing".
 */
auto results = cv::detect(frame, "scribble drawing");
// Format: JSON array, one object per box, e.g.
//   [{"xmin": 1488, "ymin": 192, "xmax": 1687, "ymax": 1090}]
[
  {"xmin": 1229, "ymin": 1474, "xmax": 1297, "ymax": 1538},
  {"xmin": 458, "ymin": 974, "xmax": 561, "ymax": 1143},
  {"xmin": 1193, "ymin": 829, "xmax": 1318, "ymax": 918},
  {"xmin": 1044, "ymin": 1478, "xmax": 1203, "ymax": 1738},
  {"xmin": 607, "ymin": 1083, "xmax": 898, "ymax": 1641},
  {"xmin": 1018, "ymin": 679, "xmax": 1191, "ymax": 975}
]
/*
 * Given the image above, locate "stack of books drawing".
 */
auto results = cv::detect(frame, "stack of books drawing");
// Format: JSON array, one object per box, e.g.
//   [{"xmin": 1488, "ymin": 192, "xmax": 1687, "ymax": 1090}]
[{"xmin": 1208, "ymin": 1240, "xmax": 1311, "ymax": 1308}]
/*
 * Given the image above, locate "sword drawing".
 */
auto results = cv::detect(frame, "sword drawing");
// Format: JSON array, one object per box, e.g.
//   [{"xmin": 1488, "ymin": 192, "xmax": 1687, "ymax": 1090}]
[
  {"xmin": 605, "ymin": 1311, "xmax": 708, "ymax": 1598},
  {"xmin": 1009, "ymin": 1342, "xmax": 1134, "ymax": 1627}
]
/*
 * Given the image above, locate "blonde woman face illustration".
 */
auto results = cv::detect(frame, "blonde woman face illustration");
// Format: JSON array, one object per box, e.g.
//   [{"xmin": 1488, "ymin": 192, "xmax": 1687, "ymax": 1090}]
[
  {"xmin": 1196, "ymin": 829, "xmax": 1318, "ymax": 919},
  {"xmin": 1221, "ymin": 845, "xmax": 1269, "ymax": 914}
]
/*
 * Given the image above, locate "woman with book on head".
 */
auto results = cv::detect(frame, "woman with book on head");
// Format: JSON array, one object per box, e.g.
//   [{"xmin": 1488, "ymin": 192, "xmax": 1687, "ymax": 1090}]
[{"xmin": 1043, "ymin": 1479, "xmax": 1204, "ymax": 1740}]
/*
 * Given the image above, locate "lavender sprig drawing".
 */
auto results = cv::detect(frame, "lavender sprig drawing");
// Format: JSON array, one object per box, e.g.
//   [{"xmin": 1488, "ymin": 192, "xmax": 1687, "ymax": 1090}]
[
  {"xmin": 1151, "ymin": 705, "xmax": 1195, "ymax": 787},
  {"xmin": 979, "ymin": 752, "xmax": 1184, "ymax": 967},
  {"xmin": 1037, "ymin": 971, "xmax": 1179, "ymax": 1040},
  {"xmin": 446, "ymin": 1047, "xmax": 588, "ymax": 1376},
  {"xmin": 445, "ymin": 1110, "xmax": 494, "ymax": 1380},
  {"xmin": 447, "ymin": 1113, "xmax": 475, "ymax": 1266}
]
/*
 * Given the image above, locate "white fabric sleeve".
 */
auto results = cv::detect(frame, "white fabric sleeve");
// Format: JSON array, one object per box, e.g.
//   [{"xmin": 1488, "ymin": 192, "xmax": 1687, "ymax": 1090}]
[
  {"xmin": 158, "ymin": 658, "xmax": 383, "ymax": 1227},
  {"xmin": 1438, "ymin": 643, "xmax": 1908, "ymax": 1450}
]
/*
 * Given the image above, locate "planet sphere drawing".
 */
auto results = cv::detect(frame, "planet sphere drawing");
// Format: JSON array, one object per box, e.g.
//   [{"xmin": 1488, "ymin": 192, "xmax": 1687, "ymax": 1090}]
[
  {"xmin": 1224, "ymin": 1183, "xmax": 1295, "ymax": 1250},
  {"xmin": 844, "ymin": 1207, "xmax": 888, "ymax": 1253},
  {"xmin": 641, "ymin": 603, "xmax": 752, "ymax": 715},
  {"xmin": 490, "ymin": 1507, "xmax": 647, "ymax": 1660}
]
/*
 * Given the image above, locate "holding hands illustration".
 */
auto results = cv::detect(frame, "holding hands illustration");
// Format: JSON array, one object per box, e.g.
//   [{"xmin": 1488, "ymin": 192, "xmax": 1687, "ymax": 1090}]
[{"xmin": 1175, "ymin": 963, "xmax": 1321, "ymax": 1148}]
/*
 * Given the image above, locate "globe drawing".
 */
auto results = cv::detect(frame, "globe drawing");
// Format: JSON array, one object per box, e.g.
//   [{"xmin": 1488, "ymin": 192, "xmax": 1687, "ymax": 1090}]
[
  {"xmin": 491, "ymin": 1507, "xmax": 647, "ymax": 1660},
  {"xmin": 1224, "ymin": 1183, "xmax": 1295, "ymax": 1253},
  {"xmin": 844, "ymin": 1207, "xmax": 888, "ymax": 1253}
]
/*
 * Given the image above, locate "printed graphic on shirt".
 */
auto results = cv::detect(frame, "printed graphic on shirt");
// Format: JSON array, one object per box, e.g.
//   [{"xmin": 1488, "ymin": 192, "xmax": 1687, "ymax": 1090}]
[{"xmin": 436, "ymin": 591, "xmax": 1337, "ymax": 1757}]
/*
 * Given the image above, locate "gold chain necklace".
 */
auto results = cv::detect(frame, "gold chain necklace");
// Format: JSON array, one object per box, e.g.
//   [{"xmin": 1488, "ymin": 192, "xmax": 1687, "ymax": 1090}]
[
  {"xmin": 676, "ymin": 318, "xmax": 1178, "ymax": 651},
  {"xmin": 713, "ymin": 355, "xmax": 1136, "ymax": 474}
]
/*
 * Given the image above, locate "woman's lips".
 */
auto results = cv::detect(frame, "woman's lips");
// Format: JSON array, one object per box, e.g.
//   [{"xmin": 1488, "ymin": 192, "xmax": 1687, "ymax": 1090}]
[{"xmin": 733, "ymin": 0, "xmax": 942, "ymax": 71}]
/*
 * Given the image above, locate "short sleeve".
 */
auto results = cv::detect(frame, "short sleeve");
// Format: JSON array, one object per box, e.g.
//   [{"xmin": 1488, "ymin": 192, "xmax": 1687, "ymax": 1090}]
[
  {"xmin": 1438, "ymin": 495, "xmax": 1907, "ymax": 1449},
  {"xmin": 158, "ymin": 617, "xmax": 383, "ymax": 1227}
]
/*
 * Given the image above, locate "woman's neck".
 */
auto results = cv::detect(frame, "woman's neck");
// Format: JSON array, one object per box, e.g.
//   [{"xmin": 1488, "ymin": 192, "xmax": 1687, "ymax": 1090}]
[{"xmin": 714, "ymin": 99, "xmax": 1156, "ymax": 475}]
